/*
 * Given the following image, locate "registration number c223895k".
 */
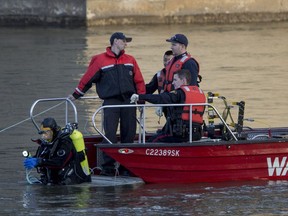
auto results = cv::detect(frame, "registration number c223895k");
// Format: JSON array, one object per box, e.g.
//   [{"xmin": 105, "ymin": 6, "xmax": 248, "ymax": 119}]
[{"xmin": 145, "ymin": 148, "xmax": 180, "ymax": 157}]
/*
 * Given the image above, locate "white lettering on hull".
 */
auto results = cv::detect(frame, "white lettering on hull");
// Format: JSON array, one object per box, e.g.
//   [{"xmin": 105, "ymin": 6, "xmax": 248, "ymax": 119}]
[
  {"xmin": 267, "ymin": 157, "xmax": 288, "ymax": 176},
  {"xmin": 145, "ymin": 149, "xmax": 180, "ymax": 157}
]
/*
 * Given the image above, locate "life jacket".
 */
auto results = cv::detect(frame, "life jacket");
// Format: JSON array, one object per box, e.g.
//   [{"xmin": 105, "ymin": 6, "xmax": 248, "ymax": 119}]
[
  {"xmin": 180, "ymin": 85, "xmax": 206, "ymax": 124},
  {"xmin": 156, "ymin": 69, "xmax": 166, "ymax": 93},
  {"xmin": 164, "ymin": 53, "xmax": 200, "ymax": 92}
]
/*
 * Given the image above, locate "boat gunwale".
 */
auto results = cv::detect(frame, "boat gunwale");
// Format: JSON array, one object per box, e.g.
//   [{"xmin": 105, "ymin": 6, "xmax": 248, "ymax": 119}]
[{"xmin": 93, "ymin": 137, "xmax": 288, "ymax": 149}]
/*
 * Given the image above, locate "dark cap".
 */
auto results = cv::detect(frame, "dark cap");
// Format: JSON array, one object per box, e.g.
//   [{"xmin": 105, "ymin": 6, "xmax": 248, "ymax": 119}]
[
  {"xmin": 110, "ymin": 32, "xmax": 132, "ymax": 45},
  {"xmin": 39, "ymin": 117, "xmax": 59, "ymax": 134},
  {"xmin": 166, "ymin": 34, "xmax": 188, "ymax": 47}
]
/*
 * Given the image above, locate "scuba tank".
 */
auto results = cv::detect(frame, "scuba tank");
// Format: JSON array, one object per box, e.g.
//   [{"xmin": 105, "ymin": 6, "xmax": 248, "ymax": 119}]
[{"xmin": 69, "ymin": 126, "xmax": 91, "ymax": 176}]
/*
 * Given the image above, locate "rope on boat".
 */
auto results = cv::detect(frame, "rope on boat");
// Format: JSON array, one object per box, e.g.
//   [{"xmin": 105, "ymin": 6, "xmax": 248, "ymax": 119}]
[{"xmin": 0, "ymin": 101, "xmax": 65, "ymax": 133}]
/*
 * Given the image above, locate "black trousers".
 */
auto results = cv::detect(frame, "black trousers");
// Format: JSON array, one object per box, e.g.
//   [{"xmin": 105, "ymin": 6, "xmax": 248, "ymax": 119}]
[
  {"xmin": 103, "ymin": 97, "xmax": 136, "ymax": 143},
  {"xmin": 102, "ymin": 97, "xmax": 136, "ymax": 167}
]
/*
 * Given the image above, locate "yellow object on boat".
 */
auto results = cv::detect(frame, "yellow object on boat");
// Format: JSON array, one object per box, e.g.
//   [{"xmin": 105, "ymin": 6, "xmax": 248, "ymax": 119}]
[{"xmin": 70, "ymin": 129, "xmax": 91, "ymax": 176}]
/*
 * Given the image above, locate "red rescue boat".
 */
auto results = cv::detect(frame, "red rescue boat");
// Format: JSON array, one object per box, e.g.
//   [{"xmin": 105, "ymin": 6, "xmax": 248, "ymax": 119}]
[
  {"xmin": 29, "ymin": 93, "xmax": 288, "ymax": 185},
  {"xmin": 96, "ymin": 136, "xmax": 288, "ymax": 183},
  {"xmin": 84, "ymin": 92, "xmax": 288, "ymax": 184}
]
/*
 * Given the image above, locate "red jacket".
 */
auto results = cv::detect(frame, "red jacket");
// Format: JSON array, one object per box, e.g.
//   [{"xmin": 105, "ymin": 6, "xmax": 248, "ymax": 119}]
[{"xmin": 73, "ymin": 47, "xmax": 145, "ymax": 99}]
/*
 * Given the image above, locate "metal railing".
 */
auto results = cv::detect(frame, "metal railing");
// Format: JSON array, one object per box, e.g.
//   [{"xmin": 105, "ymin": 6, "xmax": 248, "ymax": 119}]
[
  {"xmin": 29, "ymin": 97, "xmax": 78, "ymax": 132},
  {"xmin": 29, "ymin": 96, "xmax": 100, "ymax": 133},
  {"xmin": 91, "ymin": 103, "xmax": 238, "ymax": 144},
  {"xmin": 29, "ymin": 97, "xmax": 238, "ymax": 143}
]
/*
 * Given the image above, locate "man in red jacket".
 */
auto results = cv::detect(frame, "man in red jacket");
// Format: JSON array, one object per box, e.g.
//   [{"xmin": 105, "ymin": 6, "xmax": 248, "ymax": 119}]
[{"xmin": 70, "ymin": 32, "xmax": 145, "ymax": 175}]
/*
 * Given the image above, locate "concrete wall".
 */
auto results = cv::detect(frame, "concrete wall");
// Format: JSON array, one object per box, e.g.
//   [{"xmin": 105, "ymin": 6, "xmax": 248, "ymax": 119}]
[
  {"xmin": 87, "ymin": 0, "xmax": 288, "ymax": 26},
  {"xmin": 0, "ymin": 0, "xmax": 86, "ymax": 27},
  {"xmin": 0, "ymin": 0, "xmax": 288, "ymax": 27}
]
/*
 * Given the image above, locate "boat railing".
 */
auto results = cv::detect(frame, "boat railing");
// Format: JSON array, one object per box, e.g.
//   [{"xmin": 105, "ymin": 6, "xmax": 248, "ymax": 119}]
[
  {"xmin": 29, "ymin": 97, "xmax": 237, "ymax": 143},
  {"xmin": 91, "ymin": 103, "xmax": 238, "ymax": 144},
  {"xmin": 30, "ymin": 97, "xmax": 78, "ymax": 132},
  {"xmin": 29, "ymin": 96, "xmax": 101, "ymax": 133}
]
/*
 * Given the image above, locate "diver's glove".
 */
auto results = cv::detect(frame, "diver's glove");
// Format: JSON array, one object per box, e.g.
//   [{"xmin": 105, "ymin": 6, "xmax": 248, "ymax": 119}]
[
  {"xmin": 155, "ymin": 107, "xmax": 163, "ymax": 117},
  {"xmin": 24, "ymin": 157, "xmax": 39, "ymax": 169},
  {"xmin": 130, "ymin": 94, "xmax": 139, "ymax": 103}
]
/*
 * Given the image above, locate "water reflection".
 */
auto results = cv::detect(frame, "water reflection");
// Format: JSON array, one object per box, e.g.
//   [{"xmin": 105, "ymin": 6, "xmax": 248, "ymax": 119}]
[
  {"xmin": 22, "ymin": 185, "xmax": 92, "ymax": 209},
  {"xmin": 19, "ymin": 180, "xmax": 288, "ymax": 215},
  {"xmin": 1, "ymin": 22, "xmax": 288, "ymax": 215}
]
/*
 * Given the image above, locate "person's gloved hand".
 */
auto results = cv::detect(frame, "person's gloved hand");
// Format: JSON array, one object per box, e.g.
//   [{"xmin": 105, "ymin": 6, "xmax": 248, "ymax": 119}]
[
  {"xmin": 155, "ymin": 107, "xmax": 163, "ymax": 117},
  {"xmin": 67, "ymin": 94, "xmax": 76, "ymax": 101},
  {"xmin": 130, "ymin": 94, "xmax": 139, "ymax": 103},
  {"xmin": 24, "ymin": 157, "xmax": 39, "ymax": 169}
]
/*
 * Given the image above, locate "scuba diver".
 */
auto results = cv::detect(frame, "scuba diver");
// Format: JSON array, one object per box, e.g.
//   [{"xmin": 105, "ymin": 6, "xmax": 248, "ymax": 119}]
[{"xmin": 23, "ymin": 117, "xmax": 91, "ymax": 185}]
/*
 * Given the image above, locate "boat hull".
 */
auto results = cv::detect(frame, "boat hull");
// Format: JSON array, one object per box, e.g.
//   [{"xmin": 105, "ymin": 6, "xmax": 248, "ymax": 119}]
[{"xmin": 97, "ymin": 139, "xmax": 288, "ymax": 183}]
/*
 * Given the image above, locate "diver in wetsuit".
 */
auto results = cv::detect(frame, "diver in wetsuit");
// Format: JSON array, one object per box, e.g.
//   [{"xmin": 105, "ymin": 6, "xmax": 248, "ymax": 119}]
[{"xmin": 23, "ymin": 118, "xmax": 91, "ymax": 185}]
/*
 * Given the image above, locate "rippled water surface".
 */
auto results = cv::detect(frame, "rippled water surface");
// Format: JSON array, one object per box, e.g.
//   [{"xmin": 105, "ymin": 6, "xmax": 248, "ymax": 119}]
[{"xmin": 0, "ymin": 22, "xmax": 288, "ymax": 215}]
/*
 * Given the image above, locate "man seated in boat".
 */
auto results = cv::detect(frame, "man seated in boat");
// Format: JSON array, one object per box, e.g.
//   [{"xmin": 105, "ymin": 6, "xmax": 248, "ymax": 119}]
[
  {"xmin": 23, "ymin": 117, "xmax": 91, "ymax": 185},
  {"xmin": 130, "ymin": 69, "xmax": 206, "ymax": 142}
]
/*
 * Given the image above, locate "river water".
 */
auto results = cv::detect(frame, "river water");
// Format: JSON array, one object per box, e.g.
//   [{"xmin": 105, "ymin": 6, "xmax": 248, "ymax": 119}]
[{"xmin": 0, "ymin": 22, "xmax": 288, "ymax": 215}]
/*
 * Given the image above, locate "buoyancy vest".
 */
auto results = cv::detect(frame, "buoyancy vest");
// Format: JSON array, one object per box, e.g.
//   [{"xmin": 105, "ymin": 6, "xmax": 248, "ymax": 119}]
[
  {"xmin": 164, "ymin": 53, "xmax": 200, "ymax": 92},
  {"xmin": 156, "ymin": 69, "xmax": 166, "ymax": 93},
  {"xmin": 180, "ymin": 85, "xmax": 206, "ymax": 124}
]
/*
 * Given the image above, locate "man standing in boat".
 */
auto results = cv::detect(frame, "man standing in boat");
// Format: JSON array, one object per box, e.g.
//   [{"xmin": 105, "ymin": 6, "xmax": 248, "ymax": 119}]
[
  {"xmin": 130, "ymin": 69, "xmax": 206, "ymax": 142},
  {"xmin": 145, "ymin": 50, "xmax": 174, "ymax": 94},
  {"xmin": 145, "ymin": 50, "xmax": 174, "ymax": 119},
  {"xmin": 154, "ymin": 34, "xmax": 201, "ymax": 119},
  {"xmin": 69, "ymin": 32, "xmax": 145, "ymax": 175},
  {"xmin": 164, "ymin": 34, "xmax": 201, "ymax": 92}
]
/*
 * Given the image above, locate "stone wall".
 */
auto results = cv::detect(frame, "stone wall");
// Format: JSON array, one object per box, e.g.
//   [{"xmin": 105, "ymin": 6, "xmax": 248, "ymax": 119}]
[
  {"xmin": 1, "ymin": 0, "xmax": 288, "ymax": 27},
  {"xmin": 87, "ymin": 0, "xmax": 288, "ymax": 26},
  {"xmin": 0, "ymin": 0, "xmax": 86, "ymax": 27}
]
